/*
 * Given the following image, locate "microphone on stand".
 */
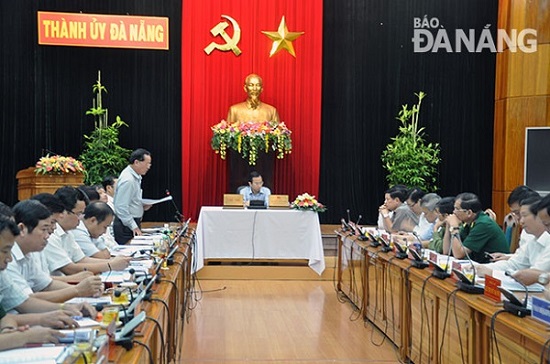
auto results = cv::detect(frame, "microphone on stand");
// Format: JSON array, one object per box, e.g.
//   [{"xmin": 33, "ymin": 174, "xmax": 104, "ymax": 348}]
[
  {"xmin": 429, "ymin": 251, "xmax": 452, "ymax": 279},
  {"xmin": 451, "ymin": 233, "xmax": 484, "ymax": 294},
  {"xmin": 341, "ymin": 218, "xmax": 352, "ymax": 232},
  {"xmin": 347, "ymin": 209, "xmax": 351, "ymax": 225},
  {"xmin": 393, "ymin": 236, "xmax": 409, "ymax": 260},
  {"xmin": 353, "ymin": 215, "xmax": 368, "ymax": 241},
  {"xmin": 165, "ymin": 189, "xmax": 184, "ymax": 223},
  {"xmin": 499, "ymin": 271, "xmax": 531, "ymax": 317}
]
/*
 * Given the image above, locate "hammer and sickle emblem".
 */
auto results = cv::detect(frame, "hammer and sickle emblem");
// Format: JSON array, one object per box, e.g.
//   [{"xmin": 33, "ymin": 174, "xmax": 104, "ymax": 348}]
[{"xmin": 204, "ymin": 15, "xmax": 242, "ymax": 56}]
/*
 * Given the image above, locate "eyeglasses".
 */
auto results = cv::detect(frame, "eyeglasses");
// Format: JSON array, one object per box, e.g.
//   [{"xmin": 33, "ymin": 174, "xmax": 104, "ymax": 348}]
[
  {"xmin": 406, "ymin": 201, "xmax": 417, "ymax": 207},
  {"xmin": 453, "ymin": 207, "xmax": 468, "ymax": 213},
  {"xmin": 67, "ymin": 210, "xmax": 84, "ymax": 217}
]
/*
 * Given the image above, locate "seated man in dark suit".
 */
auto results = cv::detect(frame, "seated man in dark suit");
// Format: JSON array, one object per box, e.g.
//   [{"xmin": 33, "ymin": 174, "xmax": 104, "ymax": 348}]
[{"xmin": 240, "ymin": 171, "xmax": 271, "ymax": 208}]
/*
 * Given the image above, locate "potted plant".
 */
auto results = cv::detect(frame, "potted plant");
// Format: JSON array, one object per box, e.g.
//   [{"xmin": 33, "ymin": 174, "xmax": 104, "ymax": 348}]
[
  {"xmin": 381, "ymin": 92, "xmax": 441, "ymax": 191},
  {"xmin": 79, "ymin": 71, "xmax": 131, "ymax": 185}
]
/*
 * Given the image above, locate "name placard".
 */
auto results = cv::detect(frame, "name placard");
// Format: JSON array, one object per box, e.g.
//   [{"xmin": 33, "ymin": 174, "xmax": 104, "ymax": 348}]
[
  {"xmin": 531, "ymin": 296, "xmax": 550, "ymax": 326},
  {"xmin": 484, "ymin": 275, "xmax": 502, "ymax": 302},
  {"xmin": 37, "ymin": 11, "xmax": 169, "ymax": 50}
]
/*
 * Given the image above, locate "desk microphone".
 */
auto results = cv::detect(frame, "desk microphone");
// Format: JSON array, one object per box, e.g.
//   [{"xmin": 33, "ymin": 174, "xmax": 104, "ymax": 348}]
[
  {"xmin": 393, "ymin": 237, "xmax": 409, "ymax": 260},
  {"xmin": 430, "ymin": 253, "xmax": 451, "ymax": 279},
  {"xmin": 165, "ymin": 189, "xmax": 184, "ymax": 223},
  {"xmin": 347, "ymin": 209, "xmax": 351, "ymax": 225},
  {"xmin": 341, "ymin": 218, "xmax": 352, "ymax": 232},
  {"xmin": 354, "ymin": 215, "xmax": 368, "ymax": 241},
  {"xmin": 378, "ymin": 233, "xmax": 392, "ymax": 253},
  {"xmin": 500, "ymin": 271, "xmax": 531, "ymax": 317},
  {"xmin": 452, "ymin": 234, "xmax": 484, "ymax": 294}
]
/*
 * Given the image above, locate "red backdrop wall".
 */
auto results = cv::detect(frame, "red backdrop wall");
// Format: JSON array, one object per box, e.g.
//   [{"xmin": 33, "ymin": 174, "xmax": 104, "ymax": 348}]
[{"xmin": 182, "ymin": 0, "xmax": 323, "ymax": 220}]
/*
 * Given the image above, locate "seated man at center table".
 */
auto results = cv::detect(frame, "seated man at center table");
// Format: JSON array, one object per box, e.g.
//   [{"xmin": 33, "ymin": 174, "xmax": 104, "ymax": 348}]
[{"xmin": 240, "ymin": 171, "xmax": 271, "ymax": 208}]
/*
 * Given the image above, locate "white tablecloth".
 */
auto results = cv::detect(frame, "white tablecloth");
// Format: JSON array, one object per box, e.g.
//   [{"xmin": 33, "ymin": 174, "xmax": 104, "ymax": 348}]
[{"xmin": 194, "ymin": 207, "xmax": 325, "ymax": 275}]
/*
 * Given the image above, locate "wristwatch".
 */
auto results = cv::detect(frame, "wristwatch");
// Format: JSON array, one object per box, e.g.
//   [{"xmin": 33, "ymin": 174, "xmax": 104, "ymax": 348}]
[
  {"xmin": 449, "ymin": 226, "xmax": 460, "ymax": 234},
  {"xmin": 538, "ymin": 273, "xmax": 549, "ymax": 285}
]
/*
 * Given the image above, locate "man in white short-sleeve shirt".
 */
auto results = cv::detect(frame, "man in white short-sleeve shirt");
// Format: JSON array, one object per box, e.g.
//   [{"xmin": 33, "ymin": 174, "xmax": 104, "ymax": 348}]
[
  {"xmin": 71, "ymin": 202, "xmax": 113, "ymax": 259},
  {"xmin": 43, "ymin": 187, "xmax": 131, "ymax": 275},
  {"xmin": 8, "ymin": 200, "xmax": 103, "ymax": 301}
]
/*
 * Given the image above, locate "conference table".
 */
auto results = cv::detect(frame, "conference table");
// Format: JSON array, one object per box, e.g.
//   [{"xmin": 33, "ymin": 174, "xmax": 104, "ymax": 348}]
[
  {"xmin": 337, "ymin": 231, "xmax": 550, "ymax": 364},
  {"xmin": 194, "ymin": 206, "xmax": 325, "ymax": 274}
]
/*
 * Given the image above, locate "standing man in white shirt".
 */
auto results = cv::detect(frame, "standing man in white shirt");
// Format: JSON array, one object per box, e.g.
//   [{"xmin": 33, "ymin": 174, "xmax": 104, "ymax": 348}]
[{"xmin": 113, "ymin": 148, "xmax": 152, "ymax": 244}]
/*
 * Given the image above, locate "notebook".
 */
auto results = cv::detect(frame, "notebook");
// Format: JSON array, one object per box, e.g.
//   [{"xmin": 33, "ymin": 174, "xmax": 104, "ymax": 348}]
[{"xmin": 223, "ymin": 194, "xmax": 244, "ymax": 209}]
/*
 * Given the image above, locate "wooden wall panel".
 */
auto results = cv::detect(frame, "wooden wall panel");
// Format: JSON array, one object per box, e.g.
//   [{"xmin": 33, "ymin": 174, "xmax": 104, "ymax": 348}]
[{"xmin": 493, "ymin": 0, "xmax": 550, "ymax": 222}]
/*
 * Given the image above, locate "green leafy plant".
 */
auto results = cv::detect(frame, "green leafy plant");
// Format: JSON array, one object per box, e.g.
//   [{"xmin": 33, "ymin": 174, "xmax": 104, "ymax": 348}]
[
  {"xmin": 381, "ymin": 91, "xmax": 441, "ymax": 191},
  {"xmin": 79, "ymin": 71, "xmax": 131, "ymax": 185}
]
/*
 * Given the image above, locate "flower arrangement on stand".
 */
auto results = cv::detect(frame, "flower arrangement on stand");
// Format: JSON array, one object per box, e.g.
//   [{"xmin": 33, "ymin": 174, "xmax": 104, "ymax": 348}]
[
  {"xmin": 290, "ymin": 193, "xmax": 327, "ymax": 212},
  {"xmin": 211, "ymin": 120, "xmax": 292, "ymax": 165},
  {"xmin": 34, "ymin": 155, "xmax": 85, "ymax": 175}
]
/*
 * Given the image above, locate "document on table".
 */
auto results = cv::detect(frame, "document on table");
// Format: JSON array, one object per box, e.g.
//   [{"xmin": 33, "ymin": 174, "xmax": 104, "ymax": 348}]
[
  {"xmin": 0, "ymin": 345, "xmax": 68, "ymax": 363},
  {"xmin": 491, "ymin": 270, "xmax": 545, "ymax": 292}
]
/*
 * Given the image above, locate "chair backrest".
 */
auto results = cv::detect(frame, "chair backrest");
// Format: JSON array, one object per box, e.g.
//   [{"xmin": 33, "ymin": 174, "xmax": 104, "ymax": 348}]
[
  {"xmin": 236, "ymin": 185, "xmax": 247, "ymax": 194},
  {"xmin": 503, "ymin": 212, "xmax": 520, "ymax": 253}
]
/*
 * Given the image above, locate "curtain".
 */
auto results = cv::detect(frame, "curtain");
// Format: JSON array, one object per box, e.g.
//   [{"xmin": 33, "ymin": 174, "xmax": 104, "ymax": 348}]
[{"xmin": 182, "ymin": 0, "xmax": 323, "ymax": 219}]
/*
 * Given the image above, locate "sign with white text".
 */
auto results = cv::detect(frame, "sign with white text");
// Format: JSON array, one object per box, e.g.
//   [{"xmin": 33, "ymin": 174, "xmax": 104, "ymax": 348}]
[{"xmin": 37, "ymin": 11, "xmax": 169, "ymax": 50}]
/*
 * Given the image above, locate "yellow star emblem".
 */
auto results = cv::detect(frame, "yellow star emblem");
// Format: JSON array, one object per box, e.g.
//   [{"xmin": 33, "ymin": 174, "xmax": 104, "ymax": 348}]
[{"xmin": 261, "ymin": 16, "xmax": 304, "ymax": 57}]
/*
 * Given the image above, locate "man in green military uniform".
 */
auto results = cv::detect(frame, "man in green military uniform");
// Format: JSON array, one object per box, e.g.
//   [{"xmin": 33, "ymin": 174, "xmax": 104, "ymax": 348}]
[{"xmin": 444, "ymin": 192, "xmax": 509, "ymax": 263}]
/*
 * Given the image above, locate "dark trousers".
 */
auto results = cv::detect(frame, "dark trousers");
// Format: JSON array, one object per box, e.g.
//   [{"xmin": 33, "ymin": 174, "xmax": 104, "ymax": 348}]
[{"xmin": 113, "ymin": 216, "xmax": 141, "ymax": 245}]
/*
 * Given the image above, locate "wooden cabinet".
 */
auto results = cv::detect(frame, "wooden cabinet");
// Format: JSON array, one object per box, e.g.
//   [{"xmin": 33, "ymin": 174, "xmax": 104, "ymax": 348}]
[{"xmin": 16, "ymin": 167, "xmax": 84, "ymax": 200}]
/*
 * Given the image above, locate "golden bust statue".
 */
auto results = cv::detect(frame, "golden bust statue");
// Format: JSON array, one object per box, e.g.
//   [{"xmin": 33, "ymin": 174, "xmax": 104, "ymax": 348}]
[{"xmin": 226, "ymin": 74, "xmax": 280, "ymax": 125}]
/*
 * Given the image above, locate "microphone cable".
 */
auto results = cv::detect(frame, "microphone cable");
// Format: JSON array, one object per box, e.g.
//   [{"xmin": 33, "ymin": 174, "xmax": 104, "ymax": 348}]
[
  {"xmin": 145, "ymin": 316, "xmax": 166, "ymax": 364},
  {"xmin": 452, "ymin": 291, "xmax": 468, "ymax": 364},
  {"xmin": 438, "ymin": 288, "xmax": 459, "ymax": 364},
  {"xmin": 369, "ymin": 255, "xmax": 387, "ymax": 346},
  {"xmin": 402, "ymin": 265, "xmax": 413, "ymax": 359},
  {"xmin": 332, "ymin": 230, "xmax": 344, "ymax": 293},
  {"xmin": 132, "ymin": 340, "xmax": 154, "ymax": 364},
  {"xmin": 335, "ymin": 236, "xmax": 355, "ymax": 305},
  {"xmin": 384, "ymin": 257, "xmax": 408, "ymax": 364},
  {"xmin": 79, "ymin": 351, "xmax": 88, "ymax": 364},
  {"xmin": 419, "ymin": 274, "xmax": 434, "ymax": 364},
  {"xmin": 387, "ymin": 256, "xmax": 397, "ymax": 350},
  {"xmin": 150, "ymin": 297, "xmax": 174, "ymax": 360},
  {"xmin": 158, "ymin": 278, "xmax": 179, "ymax": 354},
  {"xmin": 348, "ymin": 240, "xmax": 363, "ymax": 321},
  {"xmin": 490, "ymin": 309, "xmax": 507, "ymax": 364}
]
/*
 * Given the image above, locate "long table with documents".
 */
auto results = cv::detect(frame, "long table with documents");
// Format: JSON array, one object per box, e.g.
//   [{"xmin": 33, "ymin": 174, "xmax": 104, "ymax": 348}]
[
  {"xmin": 336, "ymin": 227, "xmax": 550, "ymax": 364},
  {"xmin": 0, "ymin": 223, "xmax": 195, "ymax": 364}
]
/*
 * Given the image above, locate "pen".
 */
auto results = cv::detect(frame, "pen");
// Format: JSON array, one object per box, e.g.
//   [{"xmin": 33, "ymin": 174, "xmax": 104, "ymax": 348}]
[{"xmin": 25, "ymin": 343, "xmax": 56, "ymax": 347}]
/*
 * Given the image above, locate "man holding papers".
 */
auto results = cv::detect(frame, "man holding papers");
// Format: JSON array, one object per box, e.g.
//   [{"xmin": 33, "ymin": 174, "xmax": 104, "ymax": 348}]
[{"xmin": 114, "ymin": 148, "xmax": 152, "ymax": 244}]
